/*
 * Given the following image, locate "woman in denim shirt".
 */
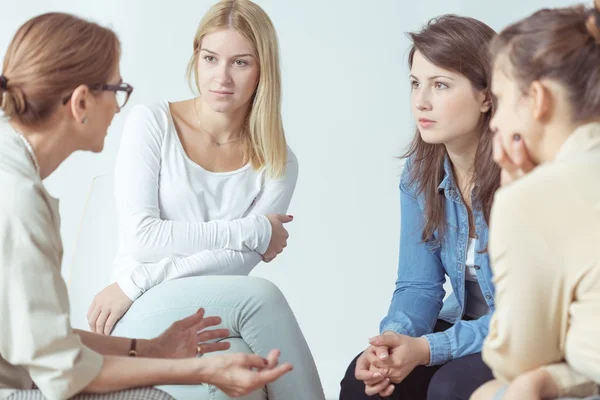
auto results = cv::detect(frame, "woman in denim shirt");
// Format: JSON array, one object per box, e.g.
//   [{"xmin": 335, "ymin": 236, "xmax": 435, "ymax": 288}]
[{"xmin": 340, "ymin": 15, "xmax": 501, "ymax": 400}]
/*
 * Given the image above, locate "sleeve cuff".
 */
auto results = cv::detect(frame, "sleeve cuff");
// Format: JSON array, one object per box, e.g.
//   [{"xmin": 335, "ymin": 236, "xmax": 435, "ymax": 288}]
[
  {"xmin": 64, "ymin": 345, "xmax": 104, "ymax": 398},
  {"xmin": 422, "ymin": 331, "xmax": 451, "ymax": 366},
  {"xmin": 255, "ymin": 215, "xmax": 272, "ymax": 255},
  {"xmin": 117, "ymin": 275, "xmax": 143, "ymax": 301},
  {"xmin": 379, "ymin": 321, "xmax": 412, "ymax": 337},
  {"xmin": 31, "ymin": 344, "xmax": 103, "ymax": 400}
]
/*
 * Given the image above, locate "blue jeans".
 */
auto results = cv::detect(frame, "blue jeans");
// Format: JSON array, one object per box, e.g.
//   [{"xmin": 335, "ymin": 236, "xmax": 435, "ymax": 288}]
[{"xmin": 112, "ymin": 276, "xmax": 325, "ymax": 400}]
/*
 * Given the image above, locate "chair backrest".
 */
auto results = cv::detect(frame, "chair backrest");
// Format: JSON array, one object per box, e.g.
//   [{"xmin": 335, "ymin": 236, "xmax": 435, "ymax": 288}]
[{"xmin": 67, "ymin": 174, "xmax": 119, "ymax": 330}]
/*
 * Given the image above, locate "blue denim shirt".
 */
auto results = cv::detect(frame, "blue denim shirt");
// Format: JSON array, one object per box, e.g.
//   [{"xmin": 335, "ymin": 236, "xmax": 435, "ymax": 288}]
[{"xmin": 380, "ymin": 156, "xmax": 496, "ymax": 366}]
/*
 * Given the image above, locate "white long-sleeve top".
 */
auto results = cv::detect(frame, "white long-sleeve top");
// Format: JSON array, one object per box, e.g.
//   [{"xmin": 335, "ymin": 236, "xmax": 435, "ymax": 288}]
[{"xmin": 112, "ymin": 101, "xmax": 298, "ymax": 301}]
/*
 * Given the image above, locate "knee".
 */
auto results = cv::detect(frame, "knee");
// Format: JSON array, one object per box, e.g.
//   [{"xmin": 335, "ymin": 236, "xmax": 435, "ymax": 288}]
[
  {"xmin": 427, "ymin": 364, "xmax": 462, "ymax": 400},
  {"xmin": 216, "ymin": 337, "xmax": 253, "ymax": 355},
  {"xmin": 340, "ymin": 353, "xmax": 365, "ymax": 397},
  {"xmin": 342, "ymin": 353, "xmax": 361, "ymax": 382},
  {"xmin": 246, "ymin": 277, "xmax": 287, "ymax": 306}
]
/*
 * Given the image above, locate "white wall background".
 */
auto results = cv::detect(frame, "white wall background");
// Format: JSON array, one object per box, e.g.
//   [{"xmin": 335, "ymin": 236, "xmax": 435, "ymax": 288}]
[{"xmin": 0, "ymin": 0, "xmax": 576, "ymax": 398}]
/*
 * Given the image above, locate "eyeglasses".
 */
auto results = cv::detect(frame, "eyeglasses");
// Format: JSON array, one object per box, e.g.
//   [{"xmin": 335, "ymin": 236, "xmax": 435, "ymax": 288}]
[{"xmin": 62, "ymin": 82, "xmax": 134, "ymax": 110}]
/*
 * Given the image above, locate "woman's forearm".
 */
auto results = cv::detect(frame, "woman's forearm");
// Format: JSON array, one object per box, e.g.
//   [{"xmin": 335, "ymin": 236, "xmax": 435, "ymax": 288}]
[
  {"xmin": 83, "ymin": 356, "xmax": 205, "ymax": 392},
  {"xmin": 74, "ymin": 329, "xmax": 158, "ymax": 357},
  {"xmin": 121, "ymin": 249, "xmax": 262, "ymax": 300}
]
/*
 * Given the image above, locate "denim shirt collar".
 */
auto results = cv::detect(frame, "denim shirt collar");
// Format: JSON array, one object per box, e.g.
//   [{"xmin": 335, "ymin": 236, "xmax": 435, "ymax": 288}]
[
  {"xmin": 437, "ymin": 156, "xmax": 453, "ymax": 192},
  {"xmin": 437, "ymin": 155, "xmax": 462, "ymax": 203},
  {"xmin": 437, "ymin": 154, "xmax": 481, "ymax": 206}
]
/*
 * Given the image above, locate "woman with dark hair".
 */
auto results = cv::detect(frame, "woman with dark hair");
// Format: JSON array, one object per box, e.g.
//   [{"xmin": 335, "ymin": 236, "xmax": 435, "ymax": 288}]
[
  {"xmin": 340, "ymin": 15, "xmax": 500, "ymax": 400},
  {"xmin": 471, "ymin": 1, "xmax": 600, "ymax": 399}
]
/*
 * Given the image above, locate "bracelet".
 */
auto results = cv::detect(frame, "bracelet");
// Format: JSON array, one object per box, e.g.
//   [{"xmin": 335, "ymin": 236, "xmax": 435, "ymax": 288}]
[{"xmin": 128, "ymin": 338, "xmax": 137, "ymax": 357}]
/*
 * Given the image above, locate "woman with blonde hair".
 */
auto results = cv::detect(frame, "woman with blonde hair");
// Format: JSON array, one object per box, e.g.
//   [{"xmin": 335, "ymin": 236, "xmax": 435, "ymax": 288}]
[
  {"xmin": 87, "ymin": 1, "xmax": 325, "ymax": 399},
  {"xmin": 0, "ymin": 12, "xmax": 293, "ymax": 400}
]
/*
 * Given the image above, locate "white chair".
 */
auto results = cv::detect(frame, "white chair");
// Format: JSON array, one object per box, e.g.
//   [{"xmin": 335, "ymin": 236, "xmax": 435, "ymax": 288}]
[{"xmin": 67, "ymin": 174, "xmax": 119, "ymax": 330}]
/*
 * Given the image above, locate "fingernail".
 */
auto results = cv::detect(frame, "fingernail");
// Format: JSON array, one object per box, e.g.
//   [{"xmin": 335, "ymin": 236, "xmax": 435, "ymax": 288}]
[
  {"xmin": 373, "ymin": 372, "xmax": 381, "ymax": 378},
  {"xmin": 288, "ymin": 215, "xmax": 294, "ymax": 219},
  {"xmin": 379, "ymin": 353, "xmax": 388, "ymax": 359},
  {"xmin": 513, "ymin": 134, "xmax": 521, "ymax": 142},
  {"xmin": 368, "ymin": 337, "xmax": 376, "ymax": 343}
]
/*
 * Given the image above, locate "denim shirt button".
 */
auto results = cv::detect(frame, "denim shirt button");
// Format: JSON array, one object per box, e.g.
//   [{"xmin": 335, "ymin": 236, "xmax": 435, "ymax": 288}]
[
  {"xmin": 485, "ymin": 294, "xmax": 492, "ymax": 300},
  {"xmin": 474, "ymin": 265, "xmax": 481, "ymax": 270}
]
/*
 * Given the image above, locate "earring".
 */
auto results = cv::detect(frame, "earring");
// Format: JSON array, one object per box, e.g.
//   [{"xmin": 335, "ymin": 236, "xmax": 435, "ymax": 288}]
[{"xmin": 82, "ymin": 117, "xmax": 87, "ymax": 124}]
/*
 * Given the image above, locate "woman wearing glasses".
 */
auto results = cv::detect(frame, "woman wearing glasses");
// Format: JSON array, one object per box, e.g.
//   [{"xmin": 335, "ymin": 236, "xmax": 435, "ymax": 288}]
[
  {"xmin": 62, "ymin": 81, "xmax": 133, "ymax": 112},
  {"xmin": 86, "ymin": 0, "xmax": 325, "ymax": 399},
  {"xmin": 0, "ymin": 11, "xmax": 294, "ymax": 400}
]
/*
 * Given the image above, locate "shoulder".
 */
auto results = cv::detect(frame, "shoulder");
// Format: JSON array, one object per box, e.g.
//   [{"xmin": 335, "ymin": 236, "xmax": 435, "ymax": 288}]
[
  {"xmin": 490, "ymin": 163, "xmax": 571, "ymax": 245},
  {"xmin": 493, "ymin": 162, "xmax": 567, "ymax": 216},
  {"xmin": 285, "ymin": 145, "xmax": 298, "ymax": 167},
  {"xmin": 0, "ymin": 132, "xmax": 45, "ymax": 207},
  {"xmin": 0, "ymin": 131, "xmax": 36, "ymax": 179},
  {"xmin": 399, "ymin": 155, "xmax": 420, "ymax": 198},
  {"xmin": 123, "ymin": 101, "xmax": 172, "ymax": 135},
  {"xmin": 118, "ymin": 101, "xmax": 176, "ymax": 153},
  {"xmin": 259, "ymin": 145, "xmax": 298, "ymax": 186},
  {"xmin": 0, "ymin": 174, "xmax": 52, "ymax": 233},
  {"xmin": 279, "ymin": 145, "xmax": 298, "ymax": 182}
]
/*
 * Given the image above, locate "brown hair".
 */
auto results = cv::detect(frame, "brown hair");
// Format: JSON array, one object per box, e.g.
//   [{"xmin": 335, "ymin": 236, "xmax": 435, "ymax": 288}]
[
  {"xmin": 490, "ymin": 0, "xmax": 600, "ymax": 124},
  {"xmin": 403, "ymin": 15, "xmax": 501, "ymax": 242},
  {"xmin": 0, "ymin": 13, "xmax": 120, "ymax": 125}
]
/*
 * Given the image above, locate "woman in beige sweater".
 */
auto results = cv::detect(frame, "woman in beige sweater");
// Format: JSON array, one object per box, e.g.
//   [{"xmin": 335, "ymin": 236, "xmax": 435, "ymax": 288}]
[
  {"xmin": 471, "ymin": 2, "xmax": 600, "ymax": 400},
  {"xmin": 0, "ymin": 12, "xmax": 290, "ymax": 400}
]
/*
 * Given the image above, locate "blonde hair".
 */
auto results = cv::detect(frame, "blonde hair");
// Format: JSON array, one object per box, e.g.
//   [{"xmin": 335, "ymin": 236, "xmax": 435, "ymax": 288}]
[
  {"xmin": 1, "ymin": 13, "xmax": 120, "ymax": 125},
  {"xmin": 187, "ymin": 0, "xmax": 287, "ymax": 177}
]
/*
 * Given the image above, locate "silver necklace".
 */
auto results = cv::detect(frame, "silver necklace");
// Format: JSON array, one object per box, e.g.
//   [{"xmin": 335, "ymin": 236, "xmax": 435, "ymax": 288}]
[
  {"xmin": 193, "ymin": 98, "xmax": 243, "ymax": 147},
  {"xmin": 15, "ymin": 131, "xmax": 41, "ymax": 175}
]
